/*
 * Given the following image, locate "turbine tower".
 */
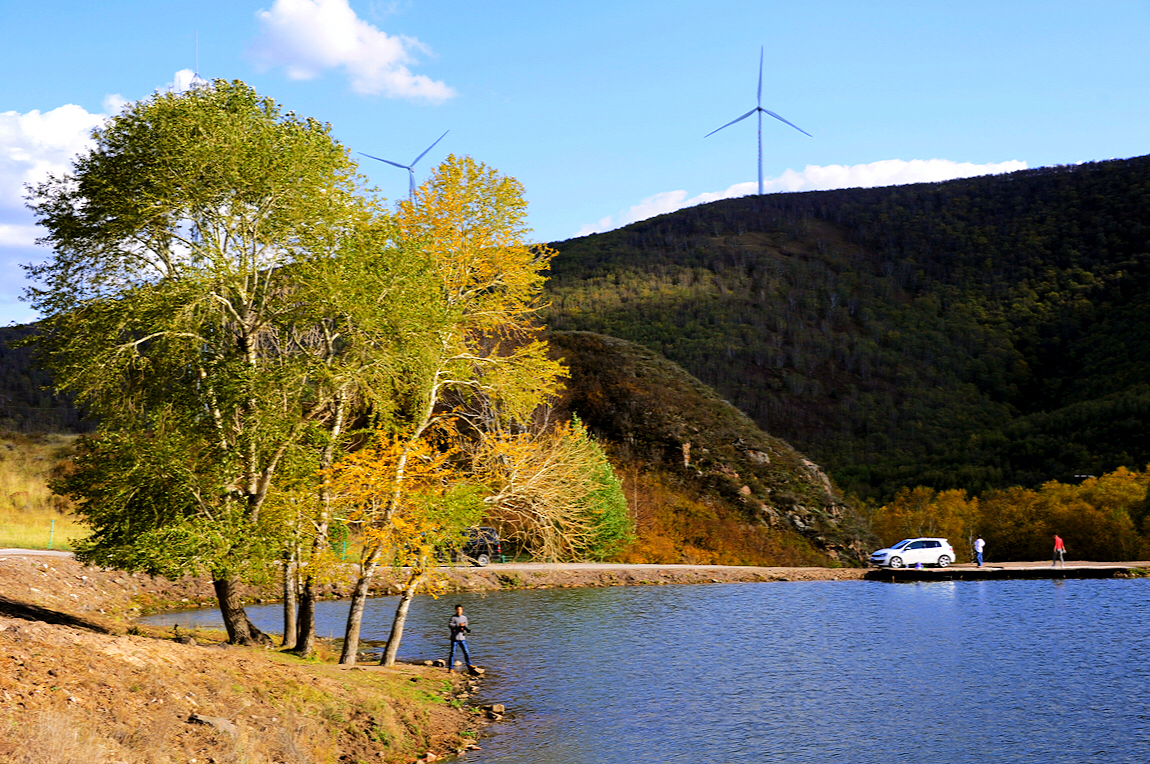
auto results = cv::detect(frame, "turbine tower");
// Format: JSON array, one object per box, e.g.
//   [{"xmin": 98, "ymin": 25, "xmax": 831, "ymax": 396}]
[
  {"xmin": 361, "ymin": 130, "xmax": 450, "ymax": 198},
  {"xmin": 705, "ymin": 47, "xmax": 811, "ymax": 195}
]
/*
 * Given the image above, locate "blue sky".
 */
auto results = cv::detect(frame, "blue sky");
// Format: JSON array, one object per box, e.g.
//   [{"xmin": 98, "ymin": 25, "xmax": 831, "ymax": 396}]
[{"xmin": 2, "ymin": 0, "xmax": 1149, "ymax": 325}]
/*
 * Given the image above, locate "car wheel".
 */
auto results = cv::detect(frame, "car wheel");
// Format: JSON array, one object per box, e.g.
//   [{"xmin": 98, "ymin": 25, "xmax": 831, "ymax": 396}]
[
  {"xmin": 888, "ymin": 556, "xmax": 903, "ymax": 568},
  {"xmin": 937, "ymin": 555, "xmax": 951, "ymax": 568},
  {"xmin": 474, "ymin": 553, "xmax": 491, "ymax": 567}
]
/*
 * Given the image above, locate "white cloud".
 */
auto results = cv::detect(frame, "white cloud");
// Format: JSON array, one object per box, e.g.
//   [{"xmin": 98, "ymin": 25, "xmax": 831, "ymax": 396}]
[
  {"xmin": 103, "ymin": 93, "xmax": 128, "ymax": 114},
  {"xmin": 0, "ymin": 223, "xmax": 40, "ymax": 248},
  {"xmin": 0, "ymin": 102, "xmax": 110, "ymax": 325},
  {"xmin": 577, "ymin": 158, "xmax": 1028, "ymax": 236},
  {"xmin": 0, "ymin": 104, "xmax": 106, "ymax": 232},
  {"xmin": 249, "ymin": 0, "xmax": 455, "ymax": 101}
]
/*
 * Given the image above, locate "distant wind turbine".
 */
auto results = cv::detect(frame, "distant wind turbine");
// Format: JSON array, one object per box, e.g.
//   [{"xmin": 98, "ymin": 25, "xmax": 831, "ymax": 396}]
[
  {"xmin": 360, "ymin": 130, "xmax": 450, "ymax": 198},
  {"xmin": 705, "ymin": 47, "xmax": 811, "ymax": 195}
]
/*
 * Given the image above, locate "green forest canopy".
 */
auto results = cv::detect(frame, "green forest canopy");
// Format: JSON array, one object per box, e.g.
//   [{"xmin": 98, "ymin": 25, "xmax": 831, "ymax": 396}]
[{"xmin": 545, "ymin": 155, "xmax": 1150, "ymax": 502}]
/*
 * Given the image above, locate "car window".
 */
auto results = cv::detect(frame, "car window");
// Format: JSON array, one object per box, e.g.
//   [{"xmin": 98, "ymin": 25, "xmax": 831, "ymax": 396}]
[
  {"xmin": 926, "ymin": 540, "xmax": 940, "ymax": 548},
  {"xmin": 893, "ymin": 540, "xmax": 912, "ymax": 549},
  {"xmin": 907, "ymin": 541, "xmax": 924, "ymax": 550}
]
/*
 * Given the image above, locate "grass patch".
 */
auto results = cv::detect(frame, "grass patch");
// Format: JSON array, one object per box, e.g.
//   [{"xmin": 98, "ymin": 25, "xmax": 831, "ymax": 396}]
[
  {"xmin": 0, "ymin": 509, "xmax": 88, "ymax": 550},
  {"xmin": 0, "ymin": 431, "xmax": 87, "ymax": 550}
]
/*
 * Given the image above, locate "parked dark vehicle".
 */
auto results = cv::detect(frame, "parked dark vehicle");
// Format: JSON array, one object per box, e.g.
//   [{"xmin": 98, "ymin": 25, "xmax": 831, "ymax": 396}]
[{"xmin": 459, "ymin": 526, "xmax": 500, "ymax": 566}]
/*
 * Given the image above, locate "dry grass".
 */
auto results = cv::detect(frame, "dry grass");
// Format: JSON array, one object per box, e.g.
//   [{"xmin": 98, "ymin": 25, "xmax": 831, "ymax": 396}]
[
  {"xmin": 0, "ymin": 431, "xmax": 87, "ymax": 550},
  {"xmin": 3, "ymin": 711, "xmax": 110, "ymax": 764}
]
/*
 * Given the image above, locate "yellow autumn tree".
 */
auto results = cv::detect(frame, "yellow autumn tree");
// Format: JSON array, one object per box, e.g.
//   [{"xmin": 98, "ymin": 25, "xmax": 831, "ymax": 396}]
[
  {"xmin": 328, "ymin": 430, "xmax": 483, "ymax": 666},
  {"xmin": 474, "ymin": 417, "xmax": 634, "ymax": 562},
  {"xmin": 980, "ymin": 467, "xmax": 1147, "ymax": 561},
  {"xmin": 880, "ymin": 467, "xmax": 1150, "ymax": 563},
  {"xmin": 335, "ymin": 155, "xmax": 565, "ymax": 666}
]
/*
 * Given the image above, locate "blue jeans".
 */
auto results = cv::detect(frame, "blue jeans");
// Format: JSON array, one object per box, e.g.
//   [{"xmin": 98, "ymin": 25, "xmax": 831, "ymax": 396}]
[
  {"xmin": 449, "ymin": 638, "xmax": 472, "ymax": 669},
  {"xmin": 976, "ymin": 551, "xmax": 983, "ymax": 566}
]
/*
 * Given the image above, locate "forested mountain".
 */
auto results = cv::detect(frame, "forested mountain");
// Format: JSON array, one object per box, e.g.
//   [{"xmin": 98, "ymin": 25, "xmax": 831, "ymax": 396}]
[
  {"xmin": 545, "ymin": 155, "xmax": 1150, "ymax": 501},
  {"xmin": 7, "ymin": 154, "xmax": 1150, "ymax": 515},
  {"xmin": 0, "ymin": 326, "xmax": 89, "ymax": 433}
]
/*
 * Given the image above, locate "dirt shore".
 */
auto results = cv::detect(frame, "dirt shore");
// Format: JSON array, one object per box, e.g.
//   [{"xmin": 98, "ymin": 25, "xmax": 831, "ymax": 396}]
[
  {"xmin": 438, "ymin": 561, "xmax": 867, "ymax": 591},
  {"xmin": 0, "ymin": 552, "xmax": 483, "ymax": 764}
]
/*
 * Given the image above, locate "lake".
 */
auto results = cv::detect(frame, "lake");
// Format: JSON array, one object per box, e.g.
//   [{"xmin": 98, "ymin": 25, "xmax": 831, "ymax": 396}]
[{"xmin": 143, "ymin": 577, "xmax": 1150, "ymax": 763}]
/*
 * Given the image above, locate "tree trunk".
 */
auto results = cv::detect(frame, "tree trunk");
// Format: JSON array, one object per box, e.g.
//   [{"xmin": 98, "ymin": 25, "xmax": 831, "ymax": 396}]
[
  {"xmin": 380, "ymin": 570, "xmax": 425, "ymax": 667},
  {"xmin": 293, "ymin": 389, "xmax": 345, "ymax": 656},
  {"xmin": 338, "ymin": 548, "xmax": 384, "ymax": 665},
  {"xmin": 280, "ymin": 555, "xmax": 298, "ymax": 650},
  {"xmin": 292, "ymin": 576, "xmax": 318, "ymax": 657},
  {"xmin": 213, "ymin": 578, "xmax": 272, "ymax": 646}
]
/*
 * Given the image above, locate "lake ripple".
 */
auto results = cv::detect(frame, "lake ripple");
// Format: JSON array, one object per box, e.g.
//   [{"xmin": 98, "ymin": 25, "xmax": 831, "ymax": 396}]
[{"xmin": 144, "ymin": 578, "xmax": 1150, "ymax": 764}]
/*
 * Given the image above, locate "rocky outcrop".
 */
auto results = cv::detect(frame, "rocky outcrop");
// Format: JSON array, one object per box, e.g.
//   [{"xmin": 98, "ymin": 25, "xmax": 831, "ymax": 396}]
[{"xmin": 547, "ymin": 331, "xmax": 876, "ymax": 565}]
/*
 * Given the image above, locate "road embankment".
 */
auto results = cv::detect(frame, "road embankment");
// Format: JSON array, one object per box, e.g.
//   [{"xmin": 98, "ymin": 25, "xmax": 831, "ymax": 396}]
[{"xmin": 438, "ymin": 561, "xmax": 867, "ymax": 592}]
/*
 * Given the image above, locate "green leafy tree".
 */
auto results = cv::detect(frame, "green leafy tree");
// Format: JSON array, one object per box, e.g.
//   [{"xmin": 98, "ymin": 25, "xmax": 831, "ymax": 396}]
[{"xmin": 25, "ymin": 80, "xmax": 378, "ymax": 644}]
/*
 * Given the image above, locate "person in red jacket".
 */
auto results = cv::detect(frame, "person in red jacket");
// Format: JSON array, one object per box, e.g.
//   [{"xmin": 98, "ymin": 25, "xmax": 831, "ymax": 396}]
[{"xmin": 1052, "ymin": 535, "xmax": 1066, "ymax": 568}]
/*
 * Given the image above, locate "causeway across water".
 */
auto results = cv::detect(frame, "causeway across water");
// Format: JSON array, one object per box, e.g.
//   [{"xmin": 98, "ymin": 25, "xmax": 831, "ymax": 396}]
[{"xmin": 866, "ymin": 560, "xmax": 1150, "ymax": 582}]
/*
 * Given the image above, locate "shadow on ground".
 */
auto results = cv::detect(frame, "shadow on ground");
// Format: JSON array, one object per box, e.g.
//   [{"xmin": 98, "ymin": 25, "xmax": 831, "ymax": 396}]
[{"xmin": 0, "ymin": 595, "xmax": 116, "ymax": 633}]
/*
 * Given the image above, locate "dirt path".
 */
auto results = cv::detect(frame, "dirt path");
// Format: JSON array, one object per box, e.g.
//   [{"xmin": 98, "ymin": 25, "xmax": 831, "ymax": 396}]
[{"xmin": 438, "ymin": 560, "xmax": 868, "ymax": 591}]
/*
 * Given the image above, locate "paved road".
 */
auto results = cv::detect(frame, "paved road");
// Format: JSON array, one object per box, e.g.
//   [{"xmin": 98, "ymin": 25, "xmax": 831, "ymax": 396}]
[{"xmin": 0, "ymin": 548, "xmax": 74, "ymax": 558}]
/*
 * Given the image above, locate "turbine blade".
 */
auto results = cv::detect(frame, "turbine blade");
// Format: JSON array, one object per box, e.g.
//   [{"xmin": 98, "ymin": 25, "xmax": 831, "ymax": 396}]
[
  {"xmin": 762, "ymin": 109, "xmax": 812, "ymax": 137},
  {"xmin": 704, "ymin": 109, "xmax": 757, "ymax": 137},
  {"xmin": 360, "ymin": 152, "xmax": 410, "ymax": 170},
  {"xmin": 757, "ymin": 46, "xmax": 764, "ymax": 107},
  {"xmin": 411, "ymin": 129, "xmax": 450, "ymax": 167}
]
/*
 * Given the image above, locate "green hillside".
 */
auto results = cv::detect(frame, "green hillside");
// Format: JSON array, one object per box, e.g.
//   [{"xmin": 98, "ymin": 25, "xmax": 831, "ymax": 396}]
[{"xmin": 545, "ymin": 155, "xmax": 1150, "ymax": 501}]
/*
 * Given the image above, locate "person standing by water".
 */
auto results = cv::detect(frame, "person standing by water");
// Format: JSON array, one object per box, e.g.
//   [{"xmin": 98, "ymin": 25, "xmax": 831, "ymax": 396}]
[
  {"xmin": 448, "ymin": 604, "xmax": 476, "ymax": 674},
  {"xmin": 1052, "ymin": 534, "xmax": 1066, "ymax": 568},
  {"xmin": 974, "ymin": 536, "xmax": 986, "ymax": 567}
]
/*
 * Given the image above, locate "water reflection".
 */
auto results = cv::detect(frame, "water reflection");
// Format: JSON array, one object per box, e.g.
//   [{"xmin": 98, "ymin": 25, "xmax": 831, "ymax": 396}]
[{"xmin": 143, "ymin": 578, "xmax": 1150, "ymax": 764}]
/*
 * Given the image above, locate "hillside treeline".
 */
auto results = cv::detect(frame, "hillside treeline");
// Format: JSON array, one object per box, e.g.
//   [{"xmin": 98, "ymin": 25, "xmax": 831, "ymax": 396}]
[
  {"xmin": 545, "ymin": 155, "xmax": 1150, "ymax": 501},
  {"xmin": 0, "ymin": 326, "xmax": 89, "ymax": 433},
  {"xmin": 869, "ymin": 467, "xmax": 1150, "ymax": 563}
]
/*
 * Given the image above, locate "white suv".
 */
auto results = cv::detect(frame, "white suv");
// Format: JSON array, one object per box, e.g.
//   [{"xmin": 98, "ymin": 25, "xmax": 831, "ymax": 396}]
[{"xmin": 869, "ymin": 537, "xmax": 955, "ymax": 568}]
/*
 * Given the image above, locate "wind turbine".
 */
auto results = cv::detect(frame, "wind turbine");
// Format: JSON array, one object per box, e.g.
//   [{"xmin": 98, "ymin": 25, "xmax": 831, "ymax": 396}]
[
  {"xmin": 705, "ymin": 47, "xmax": 811, "ymax": 195},
  {"xmin": 360, "ymin": 130, "xmax": 450, "ymax": 198}
]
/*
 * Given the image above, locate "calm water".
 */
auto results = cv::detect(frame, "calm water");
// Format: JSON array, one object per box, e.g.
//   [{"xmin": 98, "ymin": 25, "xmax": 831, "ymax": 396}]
[{"xmin": 144, "ymin": 578, "xmax": 1150, "ymax": 763}]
